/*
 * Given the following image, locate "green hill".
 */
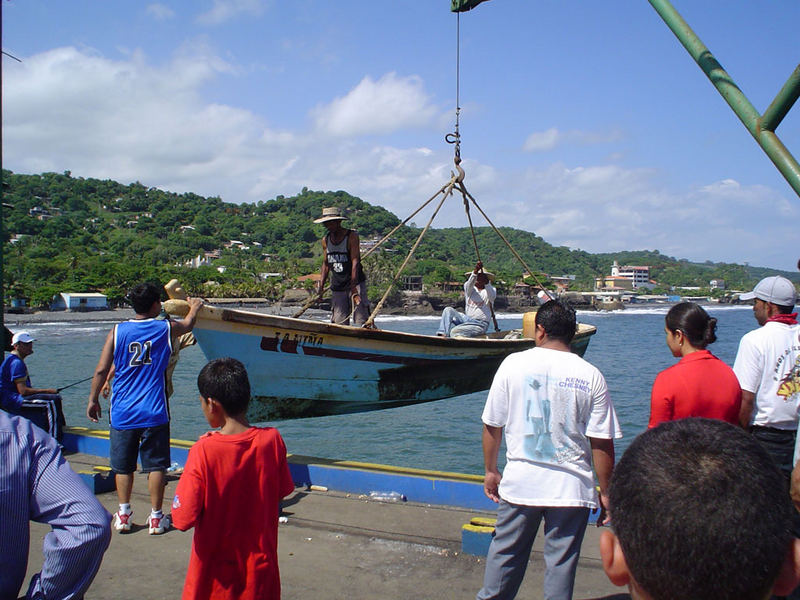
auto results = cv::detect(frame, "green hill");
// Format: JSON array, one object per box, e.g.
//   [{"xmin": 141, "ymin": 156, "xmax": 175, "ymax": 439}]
[{"xmin": 2, "ymin": 170, "xmax": 797, "ymax": 307}]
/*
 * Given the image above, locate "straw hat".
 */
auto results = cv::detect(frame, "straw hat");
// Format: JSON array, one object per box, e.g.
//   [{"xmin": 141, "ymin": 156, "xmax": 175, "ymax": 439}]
[
  {"xmin": 466, "ymin": 270, "xmax": 495, "ymax": 282},
  {"xmin": 313, "ymin": 207, "xmax": 347, "ymax": 224}
]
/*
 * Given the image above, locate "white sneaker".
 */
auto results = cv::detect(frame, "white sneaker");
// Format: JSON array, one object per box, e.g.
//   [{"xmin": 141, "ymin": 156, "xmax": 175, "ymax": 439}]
[
  {"xmin": 113, "ymin": 511, "xmax": 132, "ymax": 533},
  {"xmin": 148, "ymin": 513, "xmax": 171, "ymax": 535}
]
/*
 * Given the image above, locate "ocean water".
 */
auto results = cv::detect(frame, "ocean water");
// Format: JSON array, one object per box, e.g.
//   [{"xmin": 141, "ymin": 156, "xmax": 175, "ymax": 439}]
[{"xmin": 14, "ymin": 304, "xmax": 756, "ymax": 475}]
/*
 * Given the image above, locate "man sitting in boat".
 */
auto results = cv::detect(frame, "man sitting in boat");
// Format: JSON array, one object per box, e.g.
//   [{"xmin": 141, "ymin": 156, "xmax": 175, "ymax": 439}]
[
  {"xmin": 315, "ymin": 206, "xmax": 370, "ymax": 326},
  {"xmin": 436, "ymin": 261, "xmax": 496, "ymax": 337}
]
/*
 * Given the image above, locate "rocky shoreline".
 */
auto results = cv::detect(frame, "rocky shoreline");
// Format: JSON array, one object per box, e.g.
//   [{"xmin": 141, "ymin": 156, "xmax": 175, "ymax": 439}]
[
  {"xmin": 2, "ymin": 297, "xmax": 534, "ymax": 327},
  {"xmin": 2, "ymin": 306, "xmax": 324, "ymax": 326},
  {"xmin": 2, "ymin": 290, "xmax": 548, "ymax": 327}
]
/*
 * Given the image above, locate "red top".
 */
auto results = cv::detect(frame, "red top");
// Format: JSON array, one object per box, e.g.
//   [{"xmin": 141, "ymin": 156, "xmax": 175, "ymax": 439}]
[
  {"xmin": 172, "ymin": 427, "xmax": 295, "ymax": 600},
  {"xmin": 648, "ymin": 350, "xmax": 742, "ymax": 428}
]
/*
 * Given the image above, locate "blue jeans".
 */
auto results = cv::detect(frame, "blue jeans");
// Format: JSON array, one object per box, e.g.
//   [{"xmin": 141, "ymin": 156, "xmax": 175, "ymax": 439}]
[
  {"xmin": 437, "ymin": 306, "xmax": 489, "ymax": 337},
  {"xmin": 477, "ymin": 500, "xmax": 590, "ymax": 600}
]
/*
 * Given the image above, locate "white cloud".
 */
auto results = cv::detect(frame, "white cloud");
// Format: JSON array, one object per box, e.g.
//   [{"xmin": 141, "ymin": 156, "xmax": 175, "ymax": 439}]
[
  {"xmin": 461, "ymin": 163, "xmax": 799, "ymax": 269},
  {"xmin": 311, "ymin": 72, "xmax": 440, "ymax": 137},
  {"xmin": 523, "ymin": 127, "xmax": 560, "ymax": 152},
  {"xmin": 2, "ymin": 46, "xmax": 294, "ymax": 201},
  {"xmin": 146, "ymin": 4, "xmax": 175, "ymax": 21},
  {"xmin": 523, "ymin": 127, "xmax": 623, "ymax": 152},
  {"xmin": 2, "ymin": 46, "xmax": 796, "ymax": 271},
  {"xmin": 196, "ymin": 0, "xmax": 267, "ymax": 26}
]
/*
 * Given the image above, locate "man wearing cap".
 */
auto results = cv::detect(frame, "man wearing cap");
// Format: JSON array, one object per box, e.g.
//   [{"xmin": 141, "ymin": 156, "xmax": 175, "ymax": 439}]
[
  {"xmin": 437, "ymin": 261, "xmax": 497, "ymax": 337},
  {"xmin": 0, "ymin": 331, "xmax": 65, "ymax": 441},
  {"xmin": 733, "ymin": 275, "xmax": 800, "ymax": 599},
  {"xmin": 315, "ymin": 206, "xmax": 370, "ymax": 326},
  {"xmin": 734, "ymin": 275, "xmax": 800, "ymax": 469}
]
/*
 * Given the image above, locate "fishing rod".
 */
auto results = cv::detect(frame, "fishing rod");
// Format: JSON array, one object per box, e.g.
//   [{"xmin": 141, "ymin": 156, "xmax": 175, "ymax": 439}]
[{"xmin": 57, "ymin": 375, "xmax": 94, "ymax": 393}]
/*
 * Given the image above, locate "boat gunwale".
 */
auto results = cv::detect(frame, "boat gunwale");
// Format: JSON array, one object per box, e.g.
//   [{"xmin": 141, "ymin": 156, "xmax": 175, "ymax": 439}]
[{"xmin": 192, "ymin": 304, "xmax": 596, "ymax": 348}]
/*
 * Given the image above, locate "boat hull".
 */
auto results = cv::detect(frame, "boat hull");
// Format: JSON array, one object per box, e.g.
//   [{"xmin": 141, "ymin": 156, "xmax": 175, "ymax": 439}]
[{"xmin": 168, "ymin": 303, "xmax": 596, "ymax": 420}]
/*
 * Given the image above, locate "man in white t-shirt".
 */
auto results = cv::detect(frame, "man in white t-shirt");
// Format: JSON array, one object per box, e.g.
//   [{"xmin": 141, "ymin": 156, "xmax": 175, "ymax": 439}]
[
  {"xmin": 733, "ymin": 276, "xmax": 799, "ymax": 470},
  {"xmin": 477, "ymin": 299, "xmax": 621, "ymax": 600},
  {"xmin": 734, "ymin": 275, "xmax": 800, "ymax": 599}
]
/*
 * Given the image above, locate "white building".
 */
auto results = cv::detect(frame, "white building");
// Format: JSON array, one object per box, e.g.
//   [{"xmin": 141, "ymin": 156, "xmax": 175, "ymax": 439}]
[
  {"xmin": 610, "ymin": 261, "xmax": 653, "ymax": 289},
  {"xmin": 50, "ymin": 292, "xmax": 108, "ymax": 311}
]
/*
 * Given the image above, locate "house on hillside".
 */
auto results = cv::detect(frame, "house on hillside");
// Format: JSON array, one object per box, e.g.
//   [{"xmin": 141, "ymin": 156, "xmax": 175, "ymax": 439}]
[
  {"xmin": 513, "ymin": 282, "xmax": 532, "ymax": 298},
  {"xmin": 295, "ymin": 273, "xmax": 321, "ymax": 289},
  {"xmin": 185, "ymin": 250, "xmax": 222, "ymax": 268},
  {"xmin": 402, "ymin": 276, "xmax": 423, "ymax": 292},
  {"xmin": 549, "ymin": 275, "xmax": 575, "ymax": 292},
  {"xmin": 50, "ymin": 292, "xmax": 108, "ymax": 312},
  {"xmin": 437, "ymin": 281, "xmax": 463, "ymax": 293}
]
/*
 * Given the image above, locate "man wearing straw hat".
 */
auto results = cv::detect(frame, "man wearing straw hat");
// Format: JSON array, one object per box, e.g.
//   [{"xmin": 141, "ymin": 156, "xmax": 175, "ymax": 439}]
[
  {"xmin": 315, "ymin": 207, "xmax": 370, "ymax": 326},
  {"xmin": 437, "ymin": 261, "xmax": 496, "ymax": 337}
]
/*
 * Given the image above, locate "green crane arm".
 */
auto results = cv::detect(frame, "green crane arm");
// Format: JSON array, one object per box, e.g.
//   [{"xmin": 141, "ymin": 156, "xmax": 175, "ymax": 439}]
[{"xmin": 648, "ymin": 0, "xmax": 800, "ymax": 197}]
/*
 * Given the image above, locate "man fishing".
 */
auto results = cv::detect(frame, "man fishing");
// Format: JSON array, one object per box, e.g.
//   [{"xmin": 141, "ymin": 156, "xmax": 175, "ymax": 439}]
[{"xmin": 0, "ymin": 331, "xmax": 65, "ymax": 441}]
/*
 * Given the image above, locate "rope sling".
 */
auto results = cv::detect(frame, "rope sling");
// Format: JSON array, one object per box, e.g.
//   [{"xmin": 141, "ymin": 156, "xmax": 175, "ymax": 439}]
[{"xmin": 295, "ymin": 10, "xmax": 554, "ymax": 327}]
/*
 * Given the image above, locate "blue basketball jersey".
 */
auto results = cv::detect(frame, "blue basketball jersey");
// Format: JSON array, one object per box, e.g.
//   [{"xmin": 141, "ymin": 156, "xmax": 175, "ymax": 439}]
[{"xmin": 110, "ymin": 319, "xmax": 172, "ymax": 429}]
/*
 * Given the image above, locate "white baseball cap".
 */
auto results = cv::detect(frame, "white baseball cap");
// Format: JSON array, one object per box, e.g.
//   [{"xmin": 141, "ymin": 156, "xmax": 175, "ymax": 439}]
[
  {"xmin": 739, "ymin": 276, "xmax": 797, "ymax": 307},
  {"xmin": 11, "ymin": 331, "xmax": 35, "ymax": 345}
]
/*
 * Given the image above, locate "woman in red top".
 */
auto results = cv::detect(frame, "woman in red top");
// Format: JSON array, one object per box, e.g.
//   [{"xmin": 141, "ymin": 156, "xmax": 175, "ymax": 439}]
[{"xmin": 648, "ymin": 302, "xmax": 741, "ymax": 428}]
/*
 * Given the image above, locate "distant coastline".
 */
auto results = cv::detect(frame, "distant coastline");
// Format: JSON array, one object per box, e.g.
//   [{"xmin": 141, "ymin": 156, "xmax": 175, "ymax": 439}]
[
  {"xmin": 3, "ymin": 296, "xmax": 748, "ymax": 328},
  {"xmin": 2, "ymin": 304, "xmax": 353, "ymax": 326},
  {"xmin": 2, "ymin": 300, "xmax": 494, "ymax": 326}
]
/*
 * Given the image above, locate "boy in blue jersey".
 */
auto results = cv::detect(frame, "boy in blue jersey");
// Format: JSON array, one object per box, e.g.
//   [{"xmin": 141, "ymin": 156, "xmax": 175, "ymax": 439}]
[{"xmin": 87, "ymin": 282, "xmax": 202, "ymax": 535}]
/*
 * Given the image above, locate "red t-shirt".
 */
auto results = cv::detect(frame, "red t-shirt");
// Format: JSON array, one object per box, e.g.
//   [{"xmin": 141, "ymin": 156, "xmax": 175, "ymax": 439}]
[
  {"xmin": 648, "ymin": 350, "xmax": 742, "ymax": 428},
  {"xmin": 172, "ymin": 427, "xmax": 295, "ymax": 600}
]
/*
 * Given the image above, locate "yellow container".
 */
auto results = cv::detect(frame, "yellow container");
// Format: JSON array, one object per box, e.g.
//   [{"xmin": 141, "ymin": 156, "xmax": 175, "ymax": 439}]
[{"xmin": 522, "ymin": 310, "xmax": 539, "ymax": 339}]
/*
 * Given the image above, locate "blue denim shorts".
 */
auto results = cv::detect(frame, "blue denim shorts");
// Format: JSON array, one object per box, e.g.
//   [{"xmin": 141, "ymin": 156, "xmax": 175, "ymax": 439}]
[{"xmin": 109, "ymin": 423, "xmax": 171, "ymax": 474}]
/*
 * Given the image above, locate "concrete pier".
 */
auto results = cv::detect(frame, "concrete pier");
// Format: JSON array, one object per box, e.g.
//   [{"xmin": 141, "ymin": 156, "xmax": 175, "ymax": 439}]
[{"xmin": 23, "ymin": 450, "xmax": 625, "ymax": 599}]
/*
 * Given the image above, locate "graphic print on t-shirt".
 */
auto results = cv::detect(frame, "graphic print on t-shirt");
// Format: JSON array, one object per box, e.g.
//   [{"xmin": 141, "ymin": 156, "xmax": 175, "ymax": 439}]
[
  {"xmin": 778, "ymin": 355, "xmax": 800, "ymax": 400},
  {"xmin": 327, "ymin": 251, "xmax": 347, "ymax": 273},
  {"xmin": 522, "ymin": 373, "xmax": 589, "ymax": 466}
]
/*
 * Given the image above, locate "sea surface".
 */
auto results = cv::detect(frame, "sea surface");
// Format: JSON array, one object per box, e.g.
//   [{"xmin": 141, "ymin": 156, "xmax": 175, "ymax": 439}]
[{"xmin": 16, "ymin": 304, "xmax": 757, "ymax": 475}]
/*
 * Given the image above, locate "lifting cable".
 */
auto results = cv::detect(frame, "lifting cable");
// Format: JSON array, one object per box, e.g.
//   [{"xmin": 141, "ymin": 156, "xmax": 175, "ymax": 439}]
[
  {"xmin": 364, "ymin": 184, "xmax": 454, "ymax": 329},
  {"xmin": 447, "ymin": 9, "xmax": 553, "ymax": 306},
  {"xmin": 460, "ymin": 187, "xmax": 499, "ymax": 331},
  {"xmin": 296, "ymin": 10, "xmax": 554, "ymax": 326},
  {"xmin": 457, "ymin": 180, "xmax": 554, "ymax": 301},
  {"xmin": 291, "ymin": 173, "xmax": 460, "ymax": 320},
  {"xmin": 450, "ymin": 11, "xmax": 499, "ymax": 330}
]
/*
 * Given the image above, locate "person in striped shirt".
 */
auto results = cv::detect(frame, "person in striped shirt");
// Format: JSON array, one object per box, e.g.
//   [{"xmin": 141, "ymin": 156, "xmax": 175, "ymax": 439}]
[{"xmin": 0, "ymin": 411, "xmax": 111, "ymax": 599}]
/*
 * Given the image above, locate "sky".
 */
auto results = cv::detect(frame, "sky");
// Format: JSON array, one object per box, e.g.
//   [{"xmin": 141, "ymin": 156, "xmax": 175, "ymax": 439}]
[{"xmin": 2, "ymin": 0, "xmax": 799, "ymax": 271}]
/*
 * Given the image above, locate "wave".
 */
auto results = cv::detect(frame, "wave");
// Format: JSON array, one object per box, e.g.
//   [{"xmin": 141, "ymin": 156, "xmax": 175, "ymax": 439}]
[
  {"xmin": 16, "ymin": 322, "xmax": 114, "ymax": 336},
  {"xmin": 578, "ymin": 304, "xmax": 752, "ymax": 318}
]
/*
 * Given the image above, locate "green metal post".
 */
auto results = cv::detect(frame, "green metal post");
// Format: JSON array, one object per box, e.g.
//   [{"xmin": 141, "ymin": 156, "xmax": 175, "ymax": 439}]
[
  {"xmin": 648, "ymin": 0, "xmax": 800, "ymax": 198},
  {"xmin": 761, "ymin": 65, "xmax": 800, "ymax": 132}
]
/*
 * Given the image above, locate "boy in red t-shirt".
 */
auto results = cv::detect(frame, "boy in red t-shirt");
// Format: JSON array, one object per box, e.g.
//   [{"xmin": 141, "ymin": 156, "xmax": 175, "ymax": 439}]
[{"xmin": 172, "ymin": 358, "xmax": 295, "ymax": 600}]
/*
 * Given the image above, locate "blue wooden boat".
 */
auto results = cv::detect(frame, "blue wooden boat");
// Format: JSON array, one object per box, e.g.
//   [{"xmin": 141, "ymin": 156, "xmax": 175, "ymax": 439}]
[{"xmin": 164, "ymin": 296, "xmax": 596, "ymax": 420}]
